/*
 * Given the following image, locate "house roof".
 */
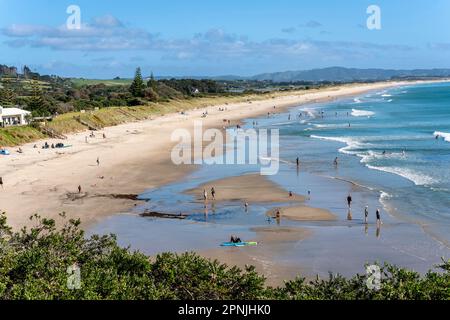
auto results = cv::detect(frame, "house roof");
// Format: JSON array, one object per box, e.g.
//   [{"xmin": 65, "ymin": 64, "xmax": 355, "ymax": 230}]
[{"xmin": 0, "ymin": 107, "xmax": 31, "ymax": 116}]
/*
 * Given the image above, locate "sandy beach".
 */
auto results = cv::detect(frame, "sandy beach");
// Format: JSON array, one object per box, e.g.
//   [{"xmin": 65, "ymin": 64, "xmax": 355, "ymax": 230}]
[{"xmin": 0, "ymin": 80, "xmax": 436, "ymax": 230}]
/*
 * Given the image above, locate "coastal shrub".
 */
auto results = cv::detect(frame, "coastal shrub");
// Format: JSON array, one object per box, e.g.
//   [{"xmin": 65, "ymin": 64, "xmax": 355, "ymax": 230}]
[{"xmin": 0, "ymin": 213, "xmax": 449, "ymax": 300}]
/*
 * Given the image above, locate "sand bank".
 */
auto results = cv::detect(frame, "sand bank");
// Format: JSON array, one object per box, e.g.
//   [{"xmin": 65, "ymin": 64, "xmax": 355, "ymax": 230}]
[
  {"xmin": 267, "ymin": 206, "xmax": 337, "ymax": 221},
  {"xmin": 186, "ymin": 174, "xmax": 304, "ymax": 203}
]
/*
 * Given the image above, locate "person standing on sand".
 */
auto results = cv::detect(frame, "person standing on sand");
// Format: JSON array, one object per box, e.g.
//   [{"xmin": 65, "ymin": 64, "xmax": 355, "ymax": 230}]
[
  {"xmin": 364, "ymin": 206, "xmax": 369, "ymax": 224},
  {"xmin": 211, "ymin": 187, "xmax": 216, "ymax": 200},
  {"xmin": 203, "ymin": 189, "xmax": 208, "ymax": 202},
  {"xmin": 376, "ymin": 208, "xmax": 382, "ymax": 227},
  {"xmin": 96, "ymin": 157, "xmax": 100, "ymax": 166},
  {"xmin": 347, "ymin": 194, "xmax": 352, "ymax": 208},
  {"xmin": 0, "ymin": 177, "xmax": 3, "ymax": 189},
  {"xmin": 296, "ymin": 157, "xmax": 300, "ymax": 167},
  {"xmin": 78, "ymin": 185, "xmax": 82, "ymax": 193}
]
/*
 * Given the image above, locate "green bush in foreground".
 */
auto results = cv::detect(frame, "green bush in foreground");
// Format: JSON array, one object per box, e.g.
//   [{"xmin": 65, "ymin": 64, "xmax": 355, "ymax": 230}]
[{"xmin": 0, "ymin": 213, "xmax": 448, "ymax": 300}]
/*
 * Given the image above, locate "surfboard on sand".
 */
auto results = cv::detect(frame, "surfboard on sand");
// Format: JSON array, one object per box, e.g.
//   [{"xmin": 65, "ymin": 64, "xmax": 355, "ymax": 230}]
[{"xmin": 220, "ymin": 241, "xmax": 258, "ymax": 247}]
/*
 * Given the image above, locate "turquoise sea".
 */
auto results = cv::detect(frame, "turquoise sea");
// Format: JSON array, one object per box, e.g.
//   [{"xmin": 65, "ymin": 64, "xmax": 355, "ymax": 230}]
[{"xmin": 289, "ymin": 82, "xmax": 450, "ymax": 245}]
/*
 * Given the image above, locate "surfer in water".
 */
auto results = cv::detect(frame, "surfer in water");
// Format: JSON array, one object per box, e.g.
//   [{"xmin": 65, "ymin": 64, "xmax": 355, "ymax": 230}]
[{"xmin": 296, "ymin": 157, "xmax": 300, "ymax": 167}]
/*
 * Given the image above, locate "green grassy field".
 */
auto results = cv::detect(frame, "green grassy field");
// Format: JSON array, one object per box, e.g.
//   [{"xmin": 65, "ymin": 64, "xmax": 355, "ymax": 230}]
[{"xmin": 70, "ymin": 78, "xmax": 133, "ymax": 87}]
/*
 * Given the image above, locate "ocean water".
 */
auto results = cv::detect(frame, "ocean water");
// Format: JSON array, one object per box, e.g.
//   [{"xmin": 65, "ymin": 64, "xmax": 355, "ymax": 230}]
[{"xmin": 267, "ymin": 82, "xmax": 450, "ymax": 245}]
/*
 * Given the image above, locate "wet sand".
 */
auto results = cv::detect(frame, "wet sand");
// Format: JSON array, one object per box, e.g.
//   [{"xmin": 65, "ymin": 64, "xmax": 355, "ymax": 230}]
[
  {"xmin": 186, "ymin": 174, "xmax": 304, "ymax": 203},
  {"xmin": 267, "ymin": 206, "xmax": 337, "ymax": 221},
  {"xmin": 200, "ymin": 226, "xmax": 313, "ymax": 286}
]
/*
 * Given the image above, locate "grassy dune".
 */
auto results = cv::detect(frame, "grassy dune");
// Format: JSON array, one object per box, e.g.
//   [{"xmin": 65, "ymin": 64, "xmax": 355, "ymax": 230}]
[{"xmin": 0, "ymin": 126, "xmax": 46, "ymax": 147}]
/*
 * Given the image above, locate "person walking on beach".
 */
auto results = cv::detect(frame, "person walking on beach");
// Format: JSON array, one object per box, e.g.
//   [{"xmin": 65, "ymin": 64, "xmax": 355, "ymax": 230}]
[
  {"xmin": 78, "ymin": 185, "xmax": 82, "ymax": 194},
  {"xmin": 96, "ymin": 157, "xmax": 100, "ymax": 166},
  {"xmin": 347, "ymin": 194, "xmax": 353, "ymax": 208},
  {"xmin": 334, "ymin": 157, "xmax": 339, "ymax": 167},
  {"xmin": 376, "ymin": 208, "xmax": 382, "ymax": 227},
  {"xmin": 211, "ymin": 187, "xmax": 216, "ymax": 200},
  {"xmin": 0, "ymin": 176, "xmax": 3, "ymax": 189},
  {"xmin": 203, "ymin": 189, "xmax": 208, "ymax": 202},
  {"xmin": 364, "ymin": 206, "xmax": 369, "ymax": 224}
]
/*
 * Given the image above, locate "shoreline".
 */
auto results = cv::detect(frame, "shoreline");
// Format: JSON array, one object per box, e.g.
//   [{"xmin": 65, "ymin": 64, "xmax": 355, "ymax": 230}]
[{"xmin": 0, "ymin": 80, "xmax": 444, "ymax": 230}]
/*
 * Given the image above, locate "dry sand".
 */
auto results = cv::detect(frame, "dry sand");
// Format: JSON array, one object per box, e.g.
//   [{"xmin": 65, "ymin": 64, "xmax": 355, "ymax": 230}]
[{"xmin": 0, "ymin": 81, "xmax": 432, "ymax": 230}]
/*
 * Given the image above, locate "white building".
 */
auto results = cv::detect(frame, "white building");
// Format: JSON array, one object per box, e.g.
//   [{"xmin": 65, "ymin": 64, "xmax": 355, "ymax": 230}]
[{"xmin": 0, "ymin": 106, "xmax": 31, "ymax": 126}]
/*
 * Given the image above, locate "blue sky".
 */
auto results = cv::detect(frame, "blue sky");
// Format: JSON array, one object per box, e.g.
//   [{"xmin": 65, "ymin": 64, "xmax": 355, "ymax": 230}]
[{"xmin": 1, "ymin": 0, "xmax": 450, "ymax": 78}]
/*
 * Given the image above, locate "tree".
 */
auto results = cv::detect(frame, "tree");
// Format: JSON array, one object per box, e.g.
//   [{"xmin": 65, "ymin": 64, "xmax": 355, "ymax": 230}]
[
  {"xmin": 129, "ymin": 67, "xmax": 146, "ymax": 98},
  {"xmin": 27, "ymin": 79, "xmax": 50, "ymax": 116},
  {"xmin": 0, "ymin": 78, "xmax": 16, "ymax": 106},
  {"xmin": 147, "ymin": 71, "xmax": 157, "ymax": 91}
]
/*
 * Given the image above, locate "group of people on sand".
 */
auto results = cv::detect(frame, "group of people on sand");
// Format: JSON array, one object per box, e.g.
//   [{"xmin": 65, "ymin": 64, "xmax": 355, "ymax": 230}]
[
  {"xmin": 203, "ymin": 187, "xmax": 216, "ymax": 201},
  {"xmin": 347, "ymin": 194, "xmax": 382, "ymax": 227}
]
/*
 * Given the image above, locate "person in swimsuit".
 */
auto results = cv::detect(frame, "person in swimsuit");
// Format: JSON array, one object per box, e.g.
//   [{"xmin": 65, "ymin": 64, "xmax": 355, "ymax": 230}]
[{"xmin": 211, "ymin": 187, "xmax": 216, "ymax": 200}]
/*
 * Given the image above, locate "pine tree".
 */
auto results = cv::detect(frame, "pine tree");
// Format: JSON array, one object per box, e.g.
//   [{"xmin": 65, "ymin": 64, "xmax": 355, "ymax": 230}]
[
  {"xmin": 147, "ymin": 71, "xmax": 157, "ymax": 91},
  {"xmin": 129, "ymin": 67, "xmax": 145, "ymax": 97},
  {"xmin": 0, "ymin": 78, "xmax": 16, "ymax": 106},
  {"xmin": 27, "ymin": 79, "xmax": 47, "ymax": 115}
]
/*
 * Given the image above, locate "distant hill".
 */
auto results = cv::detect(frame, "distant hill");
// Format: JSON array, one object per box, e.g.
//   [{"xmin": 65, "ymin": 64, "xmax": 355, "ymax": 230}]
[{"xmin": 249, "ymin": 67, "xmax": 450, "ymax": 82}]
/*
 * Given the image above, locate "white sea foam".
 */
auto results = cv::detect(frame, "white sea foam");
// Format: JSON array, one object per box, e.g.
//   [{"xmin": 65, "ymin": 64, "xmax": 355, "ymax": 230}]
[
  {"xmin": 310, "ymin": 135, "xmax": 362, "ymax": 155},
  {"xmin": 387, "ymin": 99, "xmax": 393, "ymax": 102},
  {"xmin": 351, "ymin": 109, "xmax": 375, "ymax": 117},
  {"xmin": 434, "ymin": 131, "xmax": 450, "ymax": 142},
  {"xmin": 300, "ymin": 107, "xmax": 316, "ymax": 118},
  {"xmin": 359, "ymin": 150, "xmax": 407, "ymax": 164},
  {"xmin": 381, "ymin": 94, "xmax": 392, "ymax": 97},
  {"xmin": 365, "ymin": 165, "xmax": 436, "ymax": 186},
  {"xmin": 353, "ymin": 98, "xmax": 362, "ymax": 104}
]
